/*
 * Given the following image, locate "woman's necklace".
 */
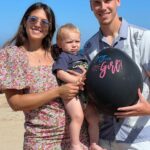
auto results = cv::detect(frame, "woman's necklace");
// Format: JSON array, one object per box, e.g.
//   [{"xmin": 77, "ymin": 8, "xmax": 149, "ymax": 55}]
[
  {"xmin": 21, "ymin": 46, "xmax": 53, "ymax": 66},
  {"xmin": 30, "ymin": 52, "xmax": 53, "ymax": 66}
]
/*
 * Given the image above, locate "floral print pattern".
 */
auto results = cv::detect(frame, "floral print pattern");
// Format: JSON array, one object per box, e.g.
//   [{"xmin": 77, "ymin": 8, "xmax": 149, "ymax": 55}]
[{"xmin": 0, "ymin": 46, "xmax": 89, "ymax": 150}]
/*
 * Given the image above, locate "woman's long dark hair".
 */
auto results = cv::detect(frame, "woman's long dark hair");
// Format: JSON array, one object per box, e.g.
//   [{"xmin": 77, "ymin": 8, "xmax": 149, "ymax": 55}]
[{"xmin": 4, "ymin": 2, "xmax": 56, "ymax": 51}]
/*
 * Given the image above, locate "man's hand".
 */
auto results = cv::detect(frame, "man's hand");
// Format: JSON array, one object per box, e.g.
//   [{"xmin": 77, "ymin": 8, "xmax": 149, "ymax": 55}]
[{"xmin": 114, "ymin": 89, "xmax": 150, "ymax": 118}]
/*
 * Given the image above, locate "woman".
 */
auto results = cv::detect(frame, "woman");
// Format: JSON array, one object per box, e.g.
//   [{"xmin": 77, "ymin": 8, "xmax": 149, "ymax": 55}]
[{"xmin": 0, "ymin": 2, "xmax": 89, "ymax": 150}]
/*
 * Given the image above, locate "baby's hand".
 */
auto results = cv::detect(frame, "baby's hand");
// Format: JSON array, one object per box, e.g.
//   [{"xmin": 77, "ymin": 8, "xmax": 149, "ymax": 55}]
[{"xmin": 67, "ymin": 69, "xmax": 86, "ymax": 90}]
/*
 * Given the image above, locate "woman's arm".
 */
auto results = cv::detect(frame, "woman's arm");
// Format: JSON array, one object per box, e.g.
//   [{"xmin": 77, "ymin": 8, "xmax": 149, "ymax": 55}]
[{"xmin": 4, "ymin": 83, "xmax": 79, "ymax": 111}]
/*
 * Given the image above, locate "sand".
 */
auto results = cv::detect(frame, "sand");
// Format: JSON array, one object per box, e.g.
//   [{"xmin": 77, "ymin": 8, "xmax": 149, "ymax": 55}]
[{"xmin": 0, "ymin": 94, "xmax": 24, "ymax": 150}]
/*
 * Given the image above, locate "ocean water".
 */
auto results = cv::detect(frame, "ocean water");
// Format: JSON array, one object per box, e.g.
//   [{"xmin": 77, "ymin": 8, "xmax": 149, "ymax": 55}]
[
  {"xmin": 0, "ymin": 41, "xmax": 4, "ymax": 48},
  {"xmin": 80, "ymin": 48, "xmax": 84, "ymax": 54},
  {"xmin": 0, "ymin": 44, "xmax": 84, "ymax": 52},
  {"xmin": 0, "ymin": 43, "xmax": 2, "ymax": 49}
]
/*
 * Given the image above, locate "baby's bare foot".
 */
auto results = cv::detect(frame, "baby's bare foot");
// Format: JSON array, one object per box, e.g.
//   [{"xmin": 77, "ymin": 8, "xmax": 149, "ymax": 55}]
[
  {"xmin": 70, "ymin": 144, "xmax": 83, "ymax": 150},
  {"xmin": 89, "ymin": 143, "xmax": 107, "ymax": 150}
]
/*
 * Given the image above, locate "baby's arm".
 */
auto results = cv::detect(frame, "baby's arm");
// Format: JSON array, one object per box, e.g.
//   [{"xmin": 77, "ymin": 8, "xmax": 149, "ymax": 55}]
[{"xmin": 57, "ymin": 70, "xmax": 80, "ymax": 83}]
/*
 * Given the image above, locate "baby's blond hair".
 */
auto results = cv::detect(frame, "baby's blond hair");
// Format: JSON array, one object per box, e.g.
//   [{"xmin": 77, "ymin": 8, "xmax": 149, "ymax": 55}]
[{"xmin": 56, "ymin": 23, "xmax": 80, "ymax": 47}]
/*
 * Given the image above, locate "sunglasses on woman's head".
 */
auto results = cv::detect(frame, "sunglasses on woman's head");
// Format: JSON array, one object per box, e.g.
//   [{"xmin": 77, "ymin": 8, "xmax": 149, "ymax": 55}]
[{"xmin": 27, "ymin": 16, "xmax": 50, "ymax": 28}]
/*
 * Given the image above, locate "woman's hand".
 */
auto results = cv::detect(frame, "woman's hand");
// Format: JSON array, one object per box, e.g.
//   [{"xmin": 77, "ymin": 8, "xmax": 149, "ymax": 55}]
[
  {"xmin": 114, "ymin": 89, "xmax": 150, "ymax": 118},
  {"xmin": 58, "ymin": 83, "xmax": 79, "ymax": 101}
]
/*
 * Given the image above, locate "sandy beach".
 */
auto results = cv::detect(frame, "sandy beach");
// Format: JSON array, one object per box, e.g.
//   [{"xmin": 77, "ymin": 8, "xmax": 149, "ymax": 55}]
[{"xmin": 0, "ymin": 94, "xmax": 24, "ymax": 150}]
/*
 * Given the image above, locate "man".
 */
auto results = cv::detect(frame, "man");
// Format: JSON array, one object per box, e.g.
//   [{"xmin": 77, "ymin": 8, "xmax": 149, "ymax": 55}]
[{"xmin": 83, "ymin": 0, "xmax": 150, "ymax": 149}]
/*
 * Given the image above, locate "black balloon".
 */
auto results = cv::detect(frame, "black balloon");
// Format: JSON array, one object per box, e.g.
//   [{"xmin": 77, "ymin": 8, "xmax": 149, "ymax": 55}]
[{"xmin": 85, "ymin": 48, "xmax": 143, "ymax": 115}]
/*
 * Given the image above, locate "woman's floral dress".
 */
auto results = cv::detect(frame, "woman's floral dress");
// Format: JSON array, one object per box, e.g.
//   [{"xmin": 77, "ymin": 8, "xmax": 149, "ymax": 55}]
[{"xmin": 0, "ymin": 46, "xmax": 89, "ymax": 150}]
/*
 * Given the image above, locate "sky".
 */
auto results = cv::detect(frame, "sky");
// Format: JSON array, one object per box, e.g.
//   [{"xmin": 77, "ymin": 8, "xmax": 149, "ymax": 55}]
[{"xmin": 0, "ymin": 0, "xmax": 150, "ymax": 48}]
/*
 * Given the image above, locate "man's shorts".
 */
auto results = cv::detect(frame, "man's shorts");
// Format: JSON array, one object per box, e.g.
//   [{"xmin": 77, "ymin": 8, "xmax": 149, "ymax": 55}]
[{"xmin": 99, "ymin": 139, "xmax": 150, "ymax": 150}]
